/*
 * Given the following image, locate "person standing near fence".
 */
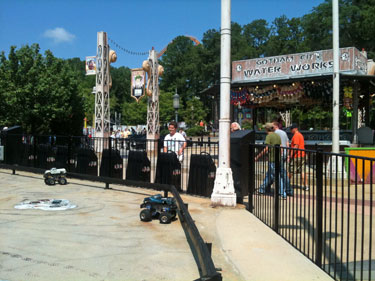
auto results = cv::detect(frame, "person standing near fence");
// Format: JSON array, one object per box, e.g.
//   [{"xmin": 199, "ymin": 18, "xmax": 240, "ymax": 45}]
[
  {"xmin": 163, "ymin": 121, "xmax": 187, "ymax": 162},
  {"xmin": 230, "ymin": 122, "xmax": 241, "ymax": 132},
  {"xmin": 288, "ymin": 123, "xmax": 308, "ymax": 191},
  {"xmin": 255, "ymin": 123, "xmax": 286, "ymax": 199},
  {"xmin": 273, "ymin": 121, "xmax": 293, "ymax": 196},
  {"xmin": 179, "ymin": 129, "xmax": 187, "ymax": 139}
]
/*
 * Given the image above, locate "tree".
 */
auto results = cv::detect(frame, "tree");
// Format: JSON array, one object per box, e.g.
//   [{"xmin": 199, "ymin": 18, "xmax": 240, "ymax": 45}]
[
  {"xmin": 110, "ymin": 66, "xmax": 132, "ymax": 114},
  {"xmin": 159, "ymin": 90, "xmax": 175, "ymax": 126},
  {"xmin": 121, "ymin": 97, "xmax": 147, "ymax": 125},
  {"xmin": 65, "ymin": 59, "xmax": 132, "ymax": 129},
  {"xmin": 265, "ymin": 15, "xmax": 306, "ymax": 56},
  {"xmin": 199, "ymin": 29, "xmax": 221, "ymax": 88},
  {"xmin": 231, "ymin": 22, "xmax": 251, "ymax": 61},
  {"xmin": 159, "ymin": 36, "xmax": 202, "ymax": 101},
  {"xmin": 66, "ymin": 57, "xmax": 96, "ymax": 126},
  {"xmin": 301, "ymin": 1, "xmax": 333, "ymax": 51},
  {"xmin": 0, "ymin": 44, "xmax": 84, "ymax": 135},
  {"xmin": 121, "ymin": 90, "xmax": 175, "ymax": 127},
  {"xmin": 180, "ymin": 96, "xmax": 208, "ymax": 127},
  {"xmin": 340, "ymin": 0, "xmax": 375, "ymax": 58},
  {"xmin": 242, "ymin": 19, "xmax": 270, "ymax": 57}
]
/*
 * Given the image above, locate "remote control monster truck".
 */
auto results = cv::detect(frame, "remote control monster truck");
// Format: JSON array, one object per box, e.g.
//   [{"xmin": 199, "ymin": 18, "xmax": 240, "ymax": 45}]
[
  {"xmin": 44, "ymin": 168, "xmax": 67, "ymax": 185},
  {"xmin": 139, "ymin": 194, "xmax": 177, "ymax": 224}
]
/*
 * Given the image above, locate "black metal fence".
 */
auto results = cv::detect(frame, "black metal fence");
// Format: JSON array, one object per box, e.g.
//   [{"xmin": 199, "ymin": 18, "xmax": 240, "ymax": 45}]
[
  {"xmin": 249, "ymin": 143, "xmax": 374, "ymax": 281},
  {"xmin": 0, "ymin": 133, "xmax": 218, "ymax": 197}
]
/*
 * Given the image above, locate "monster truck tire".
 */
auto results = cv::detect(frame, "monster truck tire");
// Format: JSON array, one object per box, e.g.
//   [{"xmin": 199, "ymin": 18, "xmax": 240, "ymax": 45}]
[
  {"xmin": 58, "ymin": 177, "xmax": 67, "ymax": 185},
  {"xmin": 159, "ymin": 212, "xmax": 171, "ymax": 224},
  {"xmin": 140, "ymin": 209, "xmax": 152, "ymax": 222},
  {"xmin": 48, "ymin": 178, "xmax": 55, "ymax": 185}
]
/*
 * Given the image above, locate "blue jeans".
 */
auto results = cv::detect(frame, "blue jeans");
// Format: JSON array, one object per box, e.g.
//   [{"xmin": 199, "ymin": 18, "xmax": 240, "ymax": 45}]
[
  {"xmin": 281, "ymin": 155, "xmax": 293, "ymax": 195},
  {"xmin": 259, "ymin": 162, "xmax": 287, "ymax": 197}
]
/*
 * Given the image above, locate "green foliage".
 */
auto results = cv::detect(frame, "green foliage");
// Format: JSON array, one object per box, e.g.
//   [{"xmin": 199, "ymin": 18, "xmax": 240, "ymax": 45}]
[
  {"xmin": 65, "ymin": 57, "xmax": 95, "ymax": 126},
  {"xmin": 241, "ymin": 119, "xmax": 253, "ymax": 130},
  {"xmin": 159, "ymin": 90, "xmax": 175, "ymax": 126},
  {"xmin": 291, "ymin": 106, "xmax": 334, "ymax": 130},
  {"xmin": 110, "ymin": 66, "xmax": 132, "ymax": 111},
  {"xmin": 242, "ymin": 19, "xmax": 270, "ymax": 57},
  {"xmin": 301, "ymin": 0, "xmax": 375, "ymax": 59},
  {"xmin": 0, "ymin": 44, "xmax": 84, "ymax": 135},
  {"xmin": 160, "ymin": 128, "xmax": 170, "ymax": 137},
  {"xmin": 301, "ymin": 1, "xmax": 333, "ymax": 51},
  {"xmin": 186, "ymin": 125, "xmax": 208, "ymax": 137},
  {"xmin": 180, "ymin": 96, "xmax": 208, "ymax": 127},
  {"xmin": 120, "ymin": 90, "xmax": 175, "ymax": 126},
  {"xmin": 265, "ymin": 15, "xmax": 306, "ymax": 56},
  {"xmin": 159, "ymin": 36, "xmax": 202, "ymax": 101},
  {"xmin": 121, "ymin": 96, "xmax": 147, "ymax": 125}
]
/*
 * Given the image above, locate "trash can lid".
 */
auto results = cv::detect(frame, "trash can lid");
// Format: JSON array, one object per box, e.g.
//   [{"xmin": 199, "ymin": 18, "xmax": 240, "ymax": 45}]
[{"xmin": 230, "ymin": 130, "xmax": 254, "ymax": 144}]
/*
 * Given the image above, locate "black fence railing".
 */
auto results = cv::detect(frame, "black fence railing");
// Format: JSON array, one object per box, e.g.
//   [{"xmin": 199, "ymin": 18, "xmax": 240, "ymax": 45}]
[
  {"xmin": 0, "ymin": 133, "xmax": 219, "ymax": 197},
  {"xmin": 249, "ymin": 143, "xmax": 374, "ymax": 281},
  {"xmin": 255, "ymin": 130, "xmax": 353, "ymax": 142}
]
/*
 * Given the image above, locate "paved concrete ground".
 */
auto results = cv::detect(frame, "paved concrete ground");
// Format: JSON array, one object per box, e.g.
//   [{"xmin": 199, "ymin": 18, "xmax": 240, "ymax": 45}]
[{"xmin": 0, "ymin": 169, "xmax": 331, "ymax": 281}]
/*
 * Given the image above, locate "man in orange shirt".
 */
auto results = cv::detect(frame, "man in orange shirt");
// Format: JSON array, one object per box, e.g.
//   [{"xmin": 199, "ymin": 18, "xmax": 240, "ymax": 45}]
[{"xmin": 288, "ymin": 123, "xmax": 308, "ymax": 191}]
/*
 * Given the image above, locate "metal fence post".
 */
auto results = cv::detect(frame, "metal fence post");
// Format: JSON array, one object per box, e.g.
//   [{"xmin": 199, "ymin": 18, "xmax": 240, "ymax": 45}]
[
  {"xmin": 248, "ymin": 143, "xmax": 255, "ymax": 212},
  {"xmin": 274, "ymin": 145, "xmax": 280, "ymax": 233},
  {"xmin": 106, "ymin": 137, "xmax": 112, "ymax": 189},
  {"xmin": 315, "ymin": 148, "xmax": 323, "ymax": 267},
  {"xmin": 33, "ymin": 135, "xmax": 37, "ymax": 168},
  {"xmin": 67, "ymin": 136, "xmax": 72, "ymax": 173}
]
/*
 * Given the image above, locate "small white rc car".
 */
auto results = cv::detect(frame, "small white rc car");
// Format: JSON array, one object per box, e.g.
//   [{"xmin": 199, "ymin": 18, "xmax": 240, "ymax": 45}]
[{"xmin": 44, "ymin": 168, "xmax": 67, "ymax": 185}]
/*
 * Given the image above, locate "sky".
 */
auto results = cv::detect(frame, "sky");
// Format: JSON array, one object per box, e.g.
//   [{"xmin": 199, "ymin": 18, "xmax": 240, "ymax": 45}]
[{"xmin": 0, "ymin": 0, "xmax": 325, "ymax": 70}]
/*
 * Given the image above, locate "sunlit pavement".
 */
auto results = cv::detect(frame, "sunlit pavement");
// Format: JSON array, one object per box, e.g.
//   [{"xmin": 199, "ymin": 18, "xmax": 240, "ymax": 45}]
[
  {"xmin": 0, "ymin": 169, "xmax": 199, "ymax": 281},
  {"xmin": 0, "ymin": 169, "xmax": 331, "ymax": 281}
]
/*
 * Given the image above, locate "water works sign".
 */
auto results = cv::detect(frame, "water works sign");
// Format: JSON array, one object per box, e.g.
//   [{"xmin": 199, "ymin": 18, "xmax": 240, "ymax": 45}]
[{"xmin": 232, "ymin": 47, "xmax": 368, "ymax": 83}]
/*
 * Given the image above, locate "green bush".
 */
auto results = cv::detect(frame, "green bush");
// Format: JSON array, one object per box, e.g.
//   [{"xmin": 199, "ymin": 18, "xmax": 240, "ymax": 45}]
[
  {"xmin": 241, "ymin": 119, "xmax": 253, "ymax": 130},
  {"xmin": 160, "ymin": 128, "xmax": 169, "ymax": 137},
  {"xmin": 186, "ymin": 125, "xmax": 208, "ymax": 137}
]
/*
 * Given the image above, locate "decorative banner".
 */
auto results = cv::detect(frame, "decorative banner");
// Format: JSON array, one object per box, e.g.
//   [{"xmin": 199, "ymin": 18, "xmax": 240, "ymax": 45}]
[
  {"xmin": 85, "ymin": 56, "xmax": 96, "ymax": 75},
  {"xmin": 131, "ymin": 68, "xmax": 146, "ymax": 102}
]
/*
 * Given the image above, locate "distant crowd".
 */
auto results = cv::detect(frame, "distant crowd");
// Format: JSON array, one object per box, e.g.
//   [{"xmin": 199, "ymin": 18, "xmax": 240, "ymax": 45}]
[{"xmin": 110, "ymin": 127, "xmax": 147, "ymax": 139}]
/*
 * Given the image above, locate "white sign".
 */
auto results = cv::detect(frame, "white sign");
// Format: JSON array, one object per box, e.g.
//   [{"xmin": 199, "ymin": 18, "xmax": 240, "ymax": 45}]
[
  {"xmin": 131, "ymin": 68, "xmax": 146, "ymax": 102},
  {"xmin": 85, "ymin": 56, "xmax": 97, "ymax": 75},
  {"xmin": 232, "ymin": 47, "xmax": 368, "ymax": 83}
]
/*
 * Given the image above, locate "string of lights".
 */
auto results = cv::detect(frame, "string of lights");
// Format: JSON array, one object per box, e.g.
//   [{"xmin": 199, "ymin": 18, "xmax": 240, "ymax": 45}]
[
  {"xmin": 108, "ymin": 37, "xmax": 149, "ymax": 56},
  {"xmin": 230, "ymin": 81, "xmax": 336, "ymax": 106}
]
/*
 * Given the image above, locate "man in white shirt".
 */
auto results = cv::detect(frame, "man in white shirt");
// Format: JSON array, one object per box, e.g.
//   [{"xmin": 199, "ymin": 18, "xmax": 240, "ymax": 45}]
[{"xmin": 163, "ymin": 121, "xmax": 187, "ymax": 162}]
